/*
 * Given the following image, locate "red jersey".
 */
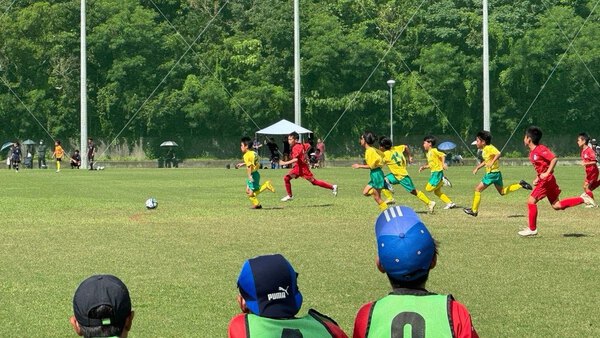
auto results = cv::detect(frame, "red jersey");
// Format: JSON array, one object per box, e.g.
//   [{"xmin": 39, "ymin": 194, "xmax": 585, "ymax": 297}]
[
  {"xmin": 581, "ymin": 146, "xmax": 599, "ymax": 182},
  {"xmin": 529, "ymin": 144, "xmax": 556, "ymax": 178},
  {"xmin": 291, "ymin": 143, "xmax": 308, "ymax": 168}
]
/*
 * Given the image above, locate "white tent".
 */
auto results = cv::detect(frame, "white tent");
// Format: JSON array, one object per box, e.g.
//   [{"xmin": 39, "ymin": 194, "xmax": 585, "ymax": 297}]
[{"xmin": 255, "ymin": 119, "xmax": 312, "ymax": 135}]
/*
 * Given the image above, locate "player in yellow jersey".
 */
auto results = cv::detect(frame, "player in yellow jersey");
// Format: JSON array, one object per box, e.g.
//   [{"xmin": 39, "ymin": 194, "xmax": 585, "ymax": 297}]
[
  {"xmin": 379, "ymin": 137, "xmax": 436, "ymax": 213},
  {"xmin": 52, "ymin": 140, "xmax": 65, "ymax": 173},
  {"xmin": 418, "ymin": 135, "xmax": 455, "ymax": 213},
  {"xmin": 236, "ymin": 137, "xmax": 275, "ymax": 209},
  {"xmin": 352, "ymin": 132, "xmax": 391, "ymax": 211},
  {"xmin": 463, "ymin": 131, "xmax": 532, "ymax": 216}
]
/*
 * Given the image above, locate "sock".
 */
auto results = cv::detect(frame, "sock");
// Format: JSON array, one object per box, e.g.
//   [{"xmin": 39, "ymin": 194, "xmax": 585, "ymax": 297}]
[
  {"xmin": 248, "ymin": 195, "xmax": 259, "ymax": 206},
  {"xmin": 382, "ymin": 189, "xmax": 393, "ymax": 200},
  {"xmin": 528, "ymin": 203, "xmax": 538, "ymax": 231},
  {"xmin": 284, "ymin": 175, "xmax": 292, "ymax": 196},
  {"xmin": 378, "ymin": 201, "xmax": 388, "ymax": 211},
  {"xmin": 57, "ymin": 161, "xmax": 61, "ymax": 170},
  {"xmin": 472, "ymin": 191, "xmax": 481, "ymax": 212},
  {"xmin": 558, "ymin": 197, "xmax": 584, "ymax": 210},
  {"xmin": 585, "ymin": 190, "xmax": 594, "ymax": 199},
  {"xmin": 258, "ymin": 183, "xmax": 268, "ymax": 193},
  {"xmin": 311, "ymin": 179, "xmax": 333, "ymax": 190},
  {"xmin": 416, "ymin": 191, "xmax": 431, "ymax": 205},
  {"xmin": 434, "ymin": 189, "xmax": 452, "ymax": 204},
  {"xmin": 502, "ymin": 183, "xmax": 522, "ymax": 195}
]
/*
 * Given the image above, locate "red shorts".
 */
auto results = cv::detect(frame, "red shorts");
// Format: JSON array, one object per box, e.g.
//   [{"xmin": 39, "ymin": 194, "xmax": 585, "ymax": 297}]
[
  {"xmin": 288, "ymin": 164, "xmax": 314, "ymax": 180},
  {"xmin": 585, "ymin": 171, "xmax": 599, "ymax": 185},
  {"xmin": 531, "ymin": 175, "xmax": 561, "ymax": 203}
]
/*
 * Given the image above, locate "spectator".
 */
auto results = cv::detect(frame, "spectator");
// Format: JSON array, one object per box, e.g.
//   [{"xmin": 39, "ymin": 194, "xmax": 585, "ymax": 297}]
[
  {"xmin": 70, "ymin": 150, "xmax": 82, "ymax": 169},
  {"xmin": 11, "ymin": 142, "xmax": 22, "ymax": 172},
  {"xmin": 87, "ymin": 138, "xmax": 96, "ymax": 170},
  {"xmin": 37, "ymin": 140, "xmax": 47, "ymax": 168},
  {"xmin": 282, "ymin": 135, "xmax": 290, "ymax": 163},
  {"xmin": 266, "ymin": 137, "xmax": 280, "ymax": 169},
  {"xmin": 316, "ymin": 138, "xmax": 326, "ymax": 168},
  {"xmin": 228, "ymin": 254, "xmax": 348, "ymax": 337},
  {"xmin": 70, "ymin": 274, "xmax": 134, "ymax": 338},
  {"xmin": 353, "ymin": 206, "xmax": 479, "ymax": 337}
]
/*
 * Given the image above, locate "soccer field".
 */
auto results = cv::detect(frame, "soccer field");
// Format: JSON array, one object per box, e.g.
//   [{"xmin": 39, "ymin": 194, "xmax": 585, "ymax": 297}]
[{"xmin": 0, "ymin": 165, "xmax": 598, "ymax": 337}]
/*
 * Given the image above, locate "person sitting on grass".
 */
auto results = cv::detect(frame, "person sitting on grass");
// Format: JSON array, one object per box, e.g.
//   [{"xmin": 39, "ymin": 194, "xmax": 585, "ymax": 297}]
[
  {"xmin": 228, "ymin": 254, "xmax": 348, "ymax": 338},
  {"xmin": 70, "ymin": 150, "xmax": 82, "ymax": 169},
  {"xmin": 70, "ymin": 274, "xmax": 134, "ymax": 338},
  {"xmin": 353, "ymin": 206, "xmax": 479, "ymax": 337}
]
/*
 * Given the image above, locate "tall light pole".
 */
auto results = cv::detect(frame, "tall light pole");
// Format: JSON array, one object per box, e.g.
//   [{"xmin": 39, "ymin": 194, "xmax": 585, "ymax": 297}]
[
  {"xmin": 482, "ymin": 0, "xmax": 490, "ymax": 132},
  {"xmin": 387, "ymin": 79, "xmax": 396, "ymax": 143},
  {"xmin": 80, "ymin": 0, "xmax": 88, "ymax": 169},
  {"xmin": 293, "ymin": 0, "xmax": 301, "ymax": 128}
]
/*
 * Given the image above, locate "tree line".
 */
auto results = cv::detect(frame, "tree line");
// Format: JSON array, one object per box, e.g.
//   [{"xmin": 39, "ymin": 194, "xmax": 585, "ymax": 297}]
[{"xmin": 1, "ymin": 0, "xmax": 598, "ymax": 158}]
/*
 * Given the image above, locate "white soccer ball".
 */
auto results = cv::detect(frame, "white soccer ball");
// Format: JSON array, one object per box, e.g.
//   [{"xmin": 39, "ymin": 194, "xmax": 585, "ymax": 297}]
[{"xmin": 145, "ymin": 197, "xmax": 158, "ymax": 209}]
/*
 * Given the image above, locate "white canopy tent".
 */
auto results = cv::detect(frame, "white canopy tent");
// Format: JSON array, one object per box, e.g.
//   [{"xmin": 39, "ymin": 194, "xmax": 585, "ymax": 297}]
[{"xmin": 255, "ymin": 119, "xmax": 312, "ymax": 135}]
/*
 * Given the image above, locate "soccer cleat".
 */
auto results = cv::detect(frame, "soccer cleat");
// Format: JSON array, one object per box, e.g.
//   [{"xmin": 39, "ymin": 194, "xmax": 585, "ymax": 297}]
[
  {"xmin": 280, "ymin": 195, "xmax": 293, "ymax": 202},
  {"xmin": 444, "ymin": 202, "xmax": 457, "ymax": 210},
  {"xmin": 332, "ymin": 184, "xmax": 338, "ymax": 197},
  {"xmin": 580, "ymin": 192, "xmax": 596, "ymax": 207},
  {"xmin": 251, "ymin": 204, "xmax": 263, "ymax": 209},
  {"xmin": 442, "ymin": 176, "xmax": 453, "ymax": 187},
  {"xmin": 519, "ymin": 180, "xmax": 533, "ymax": 190},
  {"xmin": 463, "ymin": 208, "xmax": 478, "ymax": 217},
  {"xmin": 265, "ymin": 180, "xmax": 275, "ymax": 193},
  {"xmin": 385, "ymin": 198, "xmax": 396, "ymax": 205},
  {"xmin": 518, "ymin": 228, "xmax": 538, "ymax": 237},
  {"xmin": 427, "ymin": 201, "xmax": 436, "ymax": 214},
  {"xmin": 384, "ymin": 178, "xmax": 394, "ymax": 192}
]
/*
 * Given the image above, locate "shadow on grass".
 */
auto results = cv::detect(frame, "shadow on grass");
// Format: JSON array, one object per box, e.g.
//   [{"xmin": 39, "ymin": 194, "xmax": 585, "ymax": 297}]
[
  {"xmin": 563, "ymin": 233, "xmax": 588, "ymax": 238},
  {"xmin": 507, "ymin": 214, "xmax": 526, "ymax": 218},
  {"xmin": 260, "ymin": 206, "xmax": 286, "ymax": 210}
]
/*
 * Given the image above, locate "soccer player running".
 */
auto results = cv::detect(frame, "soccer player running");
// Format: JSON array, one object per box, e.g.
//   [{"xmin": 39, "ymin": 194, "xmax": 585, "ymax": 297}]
[
  {"xmin": 464, "ymin": 130, "xmax": 532, "ymax": 217},
  {"xmin": 352, "ymin": 132, "xmax": 390, "ymax": 211},
  {"xmin": 418, "ymin": 135, "xmax": 455, "ymax": 213},
  {"xmin": 577, "ymin": 132, "xmax": 599, "ymax": 207},
  {"xmin": 519, "ymin": 126, "xmax": 595, "ymax": 236},
  {"xmin": 52, "ymin": 140, "xmax": 64, "ymax": 173},
  {"xmin": 279, "ymin": 132, "xmax": 337, "ymax": 201},
  {"xmin": 379, "ymin": 137, "xmax": 435, "ymax": 212},
  {"xmin": 236, "ymin": 137, "xmax": 275, "ymax": 209}
]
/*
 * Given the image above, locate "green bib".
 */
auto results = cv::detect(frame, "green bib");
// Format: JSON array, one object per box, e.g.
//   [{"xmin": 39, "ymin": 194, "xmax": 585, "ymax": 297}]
[
  {"xmin": 366, "ymin": 293, "xmax": 453, "ymax": 338},
  {"xmin": 246, "ymin": 310, "xmax": 334, "ymax": 337}
]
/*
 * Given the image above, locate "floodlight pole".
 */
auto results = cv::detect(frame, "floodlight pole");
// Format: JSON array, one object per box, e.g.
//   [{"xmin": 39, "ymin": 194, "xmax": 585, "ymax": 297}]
[
  {"xmin": 293, "ymin": 0, "xmax": 301, "ymax": 129},
  {"xmin": 387, "ymin": 79, "xmax": 396, "ymax": 143},
  {"xmin": 482, "ymin": 0, "xmax": 490, "ymax": 132},
  {"xmin": 80, "ymin": 0, "xmax": 88, "ymax": 169}
]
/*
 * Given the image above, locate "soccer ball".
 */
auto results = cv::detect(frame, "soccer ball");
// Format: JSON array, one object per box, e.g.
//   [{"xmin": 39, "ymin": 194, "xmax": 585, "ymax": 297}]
[{"xmin": 145, "ymin": 197, "xmax": 158, "ymax": 209}]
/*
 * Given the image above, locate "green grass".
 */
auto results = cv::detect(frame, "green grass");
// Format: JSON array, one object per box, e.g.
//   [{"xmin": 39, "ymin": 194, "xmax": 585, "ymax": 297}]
[{"xmin": 0, "ymin": 165, "xmax": 598, "ymax": 337}]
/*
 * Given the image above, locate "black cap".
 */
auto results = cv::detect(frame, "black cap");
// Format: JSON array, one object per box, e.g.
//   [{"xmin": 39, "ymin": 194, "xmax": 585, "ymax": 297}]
[{"xmin": 73, "ymin": 275, "xmax": 132, "ymax": 327}]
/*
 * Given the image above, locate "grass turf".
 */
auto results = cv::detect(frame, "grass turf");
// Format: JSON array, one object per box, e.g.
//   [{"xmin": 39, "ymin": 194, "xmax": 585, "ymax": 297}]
[{"xmin": 0, "ymin": 165, "xmax": 598, "ymax": 337}]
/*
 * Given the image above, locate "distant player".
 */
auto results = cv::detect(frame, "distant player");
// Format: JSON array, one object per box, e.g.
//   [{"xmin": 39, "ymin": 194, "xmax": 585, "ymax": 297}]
[
  {"xmin": 379, "ymin": 137, "xmax": 435, "ymax": 212},
  {"xmin": 519, "ymin": 126, "xmax": 595, "ymax": 237},
  {"xmin": 52, "ymin": 140, "xmax": 64, "ymax": 173},
  {"xmin": 236, "ymin": 136, "xmax": 274, "ymax": 209},
  {"xmin": 578, "ymin": 133, "xmax": 599, "ymax": 207},
  {"xmin": 464, "ymin": 130, "xmax": 532, "ymax": 216},
  {"xmin": 279, "ymin": 132, "xmax": 337, "ymax": 201},
  {"xmin": 418, "ymin": 135, "xmax": 455, "ymax": 213},
  {"xmin": 352, "ymin": 132, "xmax": 390, "ymax": 211}
]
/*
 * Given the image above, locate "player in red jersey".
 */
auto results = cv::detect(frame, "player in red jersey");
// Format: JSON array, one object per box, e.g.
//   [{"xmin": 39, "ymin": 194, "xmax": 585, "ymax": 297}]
[
  {"xmin": 518, "ymin": 126, "xmax": 595, "ymax": 237},
  {"xmin": 279, "ymin": 132, "xmax": 337, "ymax": 201},
  {"xmin": 577, "ymin": 133, "xmax": 599, "ymax": 207}
]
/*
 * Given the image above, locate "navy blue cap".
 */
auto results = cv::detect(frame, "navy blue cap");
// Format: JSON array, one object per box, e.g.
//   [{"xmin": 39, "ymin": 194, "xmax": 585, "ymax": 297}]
[{"xmin": 237, "ymin": 254, "xmax": 303, "ymax": 318}]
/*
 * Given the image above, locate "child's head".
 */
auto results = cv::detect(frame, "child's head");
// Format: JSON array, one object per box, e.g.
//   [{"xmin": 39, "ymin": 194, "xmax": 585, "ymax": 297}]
[
  {"xmin": 524, "ymin": 126, "xmax": 542, "ymax": 146},
  {"xmin": 288, "ymin": 132, "xmax": 300, "ymax": 145},
  {"xmin": 475, "ymin": 130, "xmax": 492, "ymax": 148},
  {"xmin": 577, "ymin": 132, "xmax": 590, "ymax": 148},
  {"xmin": 374, "ymin": 206, "xmax": 437, "ymax": 289},
  {"xmin": 379, "ymin": 137, "xmax": 393, "ymax": 151},
  {"xmin": 240, "ymin": 136, "xmax": 252, "ymax": 153},
  {"xmin": 422, "ymin": 135, "xmax": 436, "ymax": 150},
  {"xmin": 236, "ymin": 254, "xmax": 303, "ymax": 319},
  {"xmin": 55, "ymin": 140, "xmax": 61, "ymax": 146},
  {"xmin": 360, "ymin": 132, "xmax": 376, "ymax": 146}
]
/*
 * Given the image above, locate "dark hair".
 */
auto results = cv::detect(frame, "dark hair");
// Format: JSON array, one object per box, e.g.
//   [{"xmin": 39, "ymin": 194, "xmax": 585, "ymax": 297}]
[
  {"xmin": 578, "ymin": 132, "xmax": 590, "ymax": 144},
  {"xmin": 379, "ymin": 137, "xmax": 393, "ymax": 150},
  {"xmin": 476, "ymin": 130, "xmax": 492, "ymax": 145},
  {"xmin": 77, "ymin": 305, "xmax": 125, "ymax": 338},
  {"xmin": 56, "ymin": 140, "xmax": 61, "ymax": 145},
  {"xmin": 423, "ymin": 135, "xmax": 437, "ymax": 147},
  {"xmin": 525, "ymin": 126, "xmax": 543, "ymax": 145},
  {"xmin": 361, "ymin": 131, "xmax": 376, "ymax": 145},
  {"xmin": 241, "ymin": 136, "xmax": 253, "ymax": 148},
  {"xmin": 288, "ymin": 132, "xmax": 299, "ymax": 140}
]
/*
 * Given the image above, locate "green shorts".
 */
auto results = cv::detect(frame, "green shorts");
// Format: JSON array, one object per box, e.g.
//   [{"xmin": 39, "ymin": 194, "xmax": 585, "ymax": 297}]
[
  {"xmin": 246, "ymin": 171, "xmax": 261, "ymax": 192},
  {"xmin": 428, "ymin": 171, "xmax": 444, "ymax": 187},
  {"xmin": 386, "ymin": 173, "xmax": 416, "ymax": 192},
  {"xmin": 482, "ymin": 171, "xmax": 503, "ymax": 186},
  {"xmin": 369, "ymin": 168, "xmax": 385, "ymax": 190}
]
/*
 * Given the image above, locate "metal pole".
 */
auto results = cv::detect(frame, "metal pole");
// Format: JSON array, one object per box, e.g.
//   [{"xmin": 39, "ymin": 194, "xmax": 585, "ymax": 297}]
[
  {"xmin": 387, "ymin": 79, "xmax": 396, "ymax": 143},
  {"xmin": 293, "ymin": 0, "xmax": 301, "ymax": 127},
  {"xmin": 482, "ymin": 0, "xmax": 490, "ymax": 131},
  {"xmin": 80, "ymin": 0, "xmax": 88, "ymax": 169}
]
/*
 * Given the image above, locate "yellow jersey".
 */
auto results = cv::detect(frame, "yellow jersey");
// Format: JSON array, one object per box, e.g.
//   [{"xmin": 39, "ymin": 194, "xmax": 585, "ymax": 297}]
[
  {"xmin": 426, "ymin": 148, "xmax": 445, "ymax": 172},
  {"xmin": 54, "ymin": 145, "xmax": 64, "ymax": 159},
  {"xmin": 364, "ymin": 146, "xmax": 383, "ymax": 169},
  {"xmin": 481, "ymin": 144, "xmax": 500, "ymax": 173},
  {"xmin": 243, "ymin": 151, "xmax": 259, "ymax": 173},
  {"xmin": 383, "ymin": 145, "xmax": 409, "ymax": 178}
]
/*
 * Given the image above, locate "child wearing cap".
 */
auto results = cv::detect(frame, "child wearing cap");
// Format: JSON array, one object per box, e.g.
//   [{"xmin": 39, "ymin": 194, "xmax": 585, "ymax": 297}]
[
  {"xmin": 352, "ymin": 131, "xmax": 393, "ymax": 211},
  {"xmin": 235, "ymin": 136, "xmax": 275, "ymax": 209},
  {"xmin": 463, "ymin": 130, "xmax": 532, "ymax": 217},
  {"xmin": 353, "ymin": 206, "xmax": 479, "ymax": 337},
  {"xmin": 70, "ymin": 274, "xmax": 134, "ymax": 338},
  {"xmin": 228, "ymin": 254, "xmax": 348, "ymax": 337}
]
